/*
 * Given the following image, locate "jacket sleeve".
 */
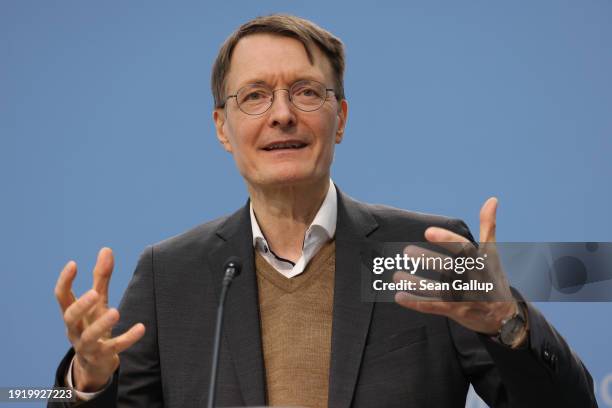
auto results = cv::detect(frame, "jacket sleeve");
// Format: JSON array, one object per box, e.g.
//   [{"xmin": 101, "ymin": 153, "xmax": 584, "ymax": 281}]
[
  {"xmin": 445, "ymin": 218, "xmax": 597, "ymax": 407},
  {"xmin": 48, "ymin": 246, "xmax": 163, "ymax": 408},
  {"xmin": 449, "ymin": 299, "xmax": 597, "ymax": 407}
]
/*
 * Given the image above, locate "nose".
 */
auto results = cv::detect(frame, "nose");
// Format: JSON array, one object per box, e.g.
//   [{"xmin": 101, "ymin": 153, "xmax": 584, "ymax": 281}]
[{"xmin": 267, "ymin": 89, "xmax": 297, "ymax": 130}]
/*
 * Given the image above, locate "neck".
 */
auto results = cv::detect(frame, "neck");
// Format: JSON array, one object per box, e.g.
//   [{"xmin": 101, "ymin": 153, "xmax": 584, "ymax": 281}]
[{"xmin": 248, "ymin": 177, "xmax": 330, "ymax": 263}]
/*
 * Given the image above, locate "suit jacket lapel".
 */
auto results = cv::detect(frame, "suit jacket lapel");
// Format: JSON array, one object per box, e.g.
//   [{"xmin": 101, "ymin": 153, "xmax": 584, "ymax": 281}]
[
  {"xmin": 328, "ymin": 189, "xmax": 379, "ymax": 408},
  {"xmin": 209, "ymin": 202, "xmax": 267, "ymax": 406},
  {"xmin": 208, "ymin": 189, "xmax": 379, "ymax": 408}
]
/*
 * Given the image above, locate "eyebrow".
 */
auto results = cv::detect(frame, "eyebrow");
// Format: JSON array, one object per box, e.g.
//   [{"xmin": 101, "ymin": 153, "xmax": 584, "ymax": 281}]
[{"xmin": 234, "ymin": 75, "xmax": 327, "ymax": 90}]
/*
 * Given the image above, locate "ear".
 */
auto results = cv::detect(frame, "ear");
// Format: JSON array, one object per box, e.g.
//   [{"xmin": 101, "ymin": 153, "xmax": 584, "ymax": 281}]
[
  {"xmin": 335, "ymin": 99, "xmax": 348, "ymax": 144},
  {"xmin": 213, "ymin": 108, "xmax": 233, "ymax": 153}
]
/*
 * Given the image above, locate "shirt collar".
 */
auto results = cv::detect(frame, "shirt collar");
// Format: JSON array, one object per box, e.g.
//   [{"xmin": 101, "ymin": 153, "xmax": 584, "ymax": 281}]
[{"xmin": 250, "ymin": 180, "xmax": 337, "ymax": 248}]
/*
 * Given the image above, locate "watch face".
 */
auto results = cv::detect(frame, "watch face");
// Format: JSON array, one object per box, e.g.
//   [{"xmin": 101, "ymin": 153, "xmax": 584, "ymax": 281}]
[{"xmin": 500, "ymin": 317, "xmax": 524, "ymax": 345}]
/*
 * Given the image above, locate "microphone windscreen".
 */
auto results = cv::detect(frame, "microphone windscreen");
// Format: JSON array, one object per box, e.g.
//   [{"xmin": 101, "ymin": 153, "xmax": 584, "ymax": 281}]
[{"xmin": 223, "ymin": 256, "xmax": 242, "ymax": 277}]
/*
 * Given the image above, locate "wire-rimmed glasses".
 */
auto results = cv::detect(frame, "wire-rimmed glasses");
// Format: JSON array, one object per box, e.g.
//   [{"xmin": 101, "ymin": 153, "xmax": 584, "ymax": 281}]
[{"xmin": 224, "ymin": 79, "xmax": 335, "ymax": 115}]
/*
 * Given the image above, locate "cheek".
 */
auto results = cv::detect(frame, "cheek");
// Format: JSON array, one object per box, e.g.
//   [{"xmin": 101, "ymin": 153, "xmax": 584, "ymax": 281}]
[
  {"xmin": 226, "ymin": 119, "xmax": 263, "ymax": 166},
  {"xmin": 310, "ymin": 121, "xmax": 338, "ymax": 164},
  {"xmin": 226, "ymin": 121, "xmax": 250, "ymax": 151},
  {"xmin": 316, "ymin": 115, "xmax": 339, "ymax": 146}
]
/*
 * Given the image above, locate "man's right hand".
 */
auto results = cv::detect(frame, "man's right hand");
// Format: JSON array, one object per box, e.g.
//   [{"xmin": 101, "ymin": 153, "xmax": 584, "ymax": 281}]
[{"xmin": 54, "ymin": 247, "xmax": 146, "ymax": 392}]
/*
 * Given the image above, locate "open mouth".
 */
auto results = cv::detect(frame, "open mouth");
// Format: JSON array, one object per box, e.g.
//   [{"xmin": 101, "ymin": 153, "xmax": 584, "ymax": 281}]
[{"xmin": 262, "ymin": 141, "xmax": 308, "ymax": 151}]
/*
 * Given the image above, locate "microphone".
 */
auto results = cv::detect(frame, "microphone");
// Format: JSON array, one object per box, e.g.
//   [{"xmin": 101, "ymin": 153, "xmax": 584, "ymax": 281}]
[
  {"xmin": 222, "ymin": 256, "xmax": 242, "ymax": 285},
  {"xmin": 207, "ymin": 256, "xmax": 242, "ymax": 408}
]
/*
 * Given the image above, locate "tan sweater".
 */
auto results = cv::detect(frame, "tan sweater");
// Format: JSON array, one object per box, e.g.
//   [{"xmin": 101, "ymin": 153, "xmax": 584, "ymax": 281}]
[{"xmin": 255, "ymin": 240, "xmax": 336, "ymax": 408}]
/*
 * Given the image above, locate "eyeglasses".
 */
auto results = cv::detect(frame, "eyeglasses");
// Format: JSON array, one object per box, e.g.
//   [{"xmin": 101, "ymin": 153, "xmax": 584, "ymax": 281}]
[{"xmin": 224, "ymin": 79, "xmax": 336, "ymax": 115}]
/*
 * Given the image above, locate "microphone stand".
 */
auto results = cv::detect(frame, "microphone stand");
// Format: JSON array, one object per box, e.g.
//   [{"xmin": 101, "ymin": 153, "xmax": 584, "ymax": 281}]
[{"xmin": 207, "ymin": 257, "xmax": 241, "ymax": 408}]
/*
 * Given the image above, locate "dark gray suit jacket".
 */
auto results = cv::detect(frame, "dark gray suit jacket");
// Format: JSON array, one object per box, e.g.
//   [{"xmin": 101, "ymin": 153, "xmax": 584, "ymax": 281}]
[{"xmin": 50, "ymin": 188, "xmax": 597, "ymax": 407}]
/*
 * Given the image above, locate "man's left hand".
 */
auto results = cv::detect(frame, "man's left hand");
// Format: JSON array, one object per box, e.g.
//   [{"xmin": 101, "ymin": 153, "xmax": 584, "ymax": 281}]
[{"xmin": 394, "ymin": 197, "xmax": 520, "ymax": 337}]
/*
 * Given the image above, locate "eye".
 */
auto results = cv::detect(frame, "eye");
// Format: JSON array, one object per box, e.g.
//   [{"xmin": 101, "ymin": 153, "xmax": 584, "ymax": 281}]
[
  {"xmin": 243, "ymin": 91, "xmax": 266, "ymax": 101},
  {"xmin": 294, "ymin": 85, "xmax": 323, "ymax": 99}
]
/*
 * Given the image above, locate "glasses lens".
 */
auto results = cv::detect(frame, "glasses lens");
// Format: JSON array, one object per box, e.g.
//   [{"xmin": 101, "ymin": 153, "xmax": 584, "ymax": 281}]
[
  {"xmin": 236, "ymin": 85, "xmax": 273, "ymax": 114},
  {"xmin": 291, "ymin": 80, "xmax": 326, "ymax": 111}
]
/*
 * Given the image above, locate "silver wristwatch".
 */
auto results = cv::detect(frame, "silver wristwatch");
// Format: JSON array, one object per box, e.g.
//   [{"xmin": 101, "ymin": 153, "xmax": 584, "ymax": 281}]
[{"xmin": 495, "ymin": 303, "xmax": 527, "ymax": 347}]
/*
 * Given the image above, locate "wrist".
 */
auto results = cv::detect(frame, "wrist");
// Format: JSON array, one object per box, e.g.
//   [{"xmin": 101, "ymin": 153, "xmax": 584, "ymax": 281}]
[
  {"xmin": 73, "ymin": 358, "xmax": 111, "ymax": 392},
  {"xmin": 492, "ymin": 301, "xmax": 529, "ymax": 349}
]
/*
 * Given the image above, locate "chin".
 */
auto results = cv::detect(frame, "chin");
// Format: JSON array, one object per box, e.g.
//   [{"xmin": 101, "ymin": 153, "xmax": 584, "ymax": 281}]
[{"xmin": 255, "ymin": 167, "xmax": 324, "ymax": 188}]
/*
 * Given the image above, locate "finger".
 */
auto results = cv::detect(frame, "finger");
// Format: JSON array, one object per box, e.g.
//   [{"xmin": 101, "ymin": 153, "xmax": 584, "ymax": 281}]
[
  {"xmin": 78, "ymin": 308, "xmax": 120, "ymax": 354},
  {"xmin": 64, "ymin": 290, "xmax": 99, "ymax": 337},
  {"xmin": 422, "ymin": 228, "xmax": 475, "ymax": 256},
  {"xmin": 55, "ymin": 260, "xmax": 78, "ymax": 314},
  {"xmin": 479, "ymin": 197, "xmax": 498, "ymax": 242},
  {"xmin": 403, "ymin": 245, "xmax": 447, "ymax": 260},
  {"xmin": 104, "ymin": 323, "xmax": 146, "ymax": 354},
  {"xmin": 395, "ymin": 292, "xmax": 477, "ymax": 319},
  {"xmin": 398, "ymin": 246, "xmax": 460, "ymax": 278},
  {"xmin": 393, "ymin": 271, "xmax": 444, "ymax": 299},
  {"xmin": 92, "ymin": 247, "xmax": 114, "ymax": 306},
  {"xmin": 394, "ymin": 291, "xmax": 453, "ymax": 316}
]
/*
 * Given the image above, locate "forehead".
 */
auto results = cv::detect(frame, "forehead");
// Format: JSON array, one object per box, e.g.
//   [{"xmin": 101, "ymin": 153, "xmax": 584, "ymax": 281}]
[{"xmin": 226, "ymin": 33, "xmax": 333, "ymax": 91}]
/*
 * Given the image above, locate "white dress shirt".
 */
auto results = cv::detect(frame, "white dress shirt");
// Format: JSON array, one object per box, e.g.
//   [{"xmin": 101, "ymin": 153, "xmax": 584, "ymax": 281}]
[{"xmin": 250, "ymin": 180, "xmax": 337, "ymax": 278}]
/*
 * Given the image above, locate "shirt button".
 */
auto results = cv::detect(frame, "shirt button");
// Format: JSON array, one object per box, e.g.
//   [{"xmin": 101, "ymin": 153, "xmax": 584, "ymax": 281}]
[
  {"xmin": 542, "ymin": 348, "xmax": 551, "ymax": 362},
  {"xmin": 264, "ymin": 245, "xmax": 269, "ymax": 253}
]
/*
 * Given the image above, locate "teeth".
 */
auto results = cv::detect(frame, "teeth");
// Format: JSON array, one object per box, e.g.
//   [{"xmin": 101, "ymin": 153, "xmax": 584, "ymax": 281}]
[{"xmin": 265, "ymin": 142, "xmax": 305, "ymax": 150}]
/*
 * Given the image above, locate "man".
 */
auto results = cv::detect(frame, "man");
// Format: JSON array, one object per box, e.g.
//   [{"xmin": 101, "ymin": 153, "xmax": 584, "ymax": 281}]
[{"xmin": 51, "ymin": 14, "xmax": 597, "ymax": 407}]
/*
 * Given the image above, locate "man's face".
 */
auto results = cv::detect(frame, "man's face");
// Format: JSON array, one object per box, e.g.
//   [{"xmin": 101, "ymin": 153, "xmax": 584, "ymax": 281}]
[{"xmin": 213, "ymin": 34, "xmax": 348, "ymax": 189}]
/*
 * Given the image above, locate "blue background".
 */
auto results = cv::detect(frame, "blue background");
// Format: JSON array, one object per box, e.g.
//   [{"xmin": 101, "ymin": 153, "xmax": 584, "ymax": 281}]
[{"xmin": 1, "ymin": 1, "xmax": 610, "ymax": 406}]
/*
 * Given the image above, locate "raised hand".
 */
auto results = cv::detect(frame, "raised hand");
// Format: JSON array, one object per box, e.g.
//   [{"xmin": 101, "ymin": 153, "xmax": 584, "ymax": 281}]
[
  {"xmin": 54, "ymin": 247, "xmax": 146, "ymax": 391},
  {"xmin": 394, "ymin": 197, "xmax": 519, "ymax": 336}
]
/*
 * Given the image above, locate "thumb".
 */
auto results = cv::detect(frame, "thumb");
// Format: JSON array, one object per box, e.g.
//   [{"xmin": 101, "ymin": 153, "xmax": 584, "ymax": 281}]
[{"xmin": 479, "ymin": 197, "xmax": 498, "ymax": 242}]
